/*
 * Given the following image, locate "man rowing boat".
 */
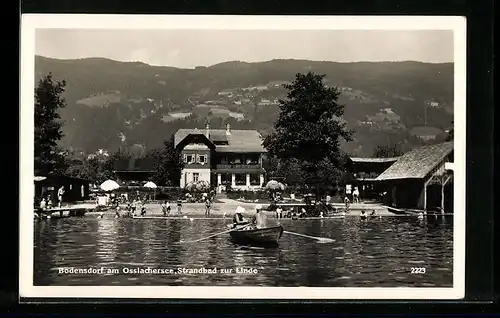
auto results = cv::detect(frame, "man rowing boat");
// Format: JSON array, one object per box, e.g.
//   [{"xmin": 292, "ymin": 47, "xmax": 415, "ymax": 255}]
[{"xmin": 250, "ymin": 204, "xmax": 267, "ymax": 229}]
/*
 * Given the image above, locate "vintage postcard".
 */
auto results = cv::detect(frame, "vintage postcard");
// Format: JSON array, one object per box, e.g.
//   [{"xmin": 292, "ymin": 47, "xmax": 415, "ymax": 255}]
[{"xmin": 20, "ymin": 15, "xmax": 466, "ymax": 300}]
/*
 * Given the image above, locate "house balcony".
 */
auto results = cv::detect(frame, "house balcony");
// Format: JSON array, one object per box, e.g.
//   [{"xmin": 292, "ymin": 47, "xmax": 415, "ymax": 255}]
[
  {"xmin": 215, "ymin": 164, "xmax": 264, "ymax": 173},
  {"xmin": 216, "ymin": 164, "xmax": 261, "ymax": 169}
]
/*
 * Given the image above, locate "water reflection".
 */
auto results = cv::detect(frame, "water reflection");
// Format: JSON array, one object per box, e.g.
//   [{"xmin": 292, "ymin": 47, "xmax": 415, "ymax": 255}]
[
  {"xmin": 96, "ymin": 219, "xmax": 118, "ymax": 265},
  {"xmin": 34, "ymin": 216, "xmax": 454, "ymax": 287}
]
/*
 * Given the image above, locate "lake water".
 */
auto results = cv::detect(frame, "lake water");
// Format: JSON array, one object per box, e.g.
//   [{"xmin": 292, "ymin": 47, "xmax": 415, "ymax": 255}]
[{"xmin": 34, "ymin": 215, "xmax": 453, "ymax": 287}]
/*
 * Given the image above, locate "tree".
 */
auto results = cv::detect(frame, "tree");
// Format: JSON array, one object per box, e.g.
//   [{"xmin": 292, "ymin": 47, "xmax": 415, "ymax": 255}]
[
  {"xmin": 65, "ymin": 153, "xmax": 117, "ymax": 185},
  {"xmin": 34, "ymin": 73, "xmax": 68, "ymax": 175},
  {"xmin": 145, "ymin": 136, "xmax": 184, "ymax": 186},
  {"xmin": 373, "ymin": 144, "xmax": 403, "ymax": 158},
  {"xmin": 262, "ymin": 72, "xmax": 353, "ymax": 196}
]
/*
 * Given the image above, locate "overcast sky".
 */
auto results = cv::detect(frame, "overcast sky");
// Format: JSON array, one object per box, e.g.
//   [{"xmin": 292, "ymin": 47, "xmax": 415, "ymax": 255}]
[{"xmin": 35, "ymin": 29, "xmax": 453, "ymax": 68}]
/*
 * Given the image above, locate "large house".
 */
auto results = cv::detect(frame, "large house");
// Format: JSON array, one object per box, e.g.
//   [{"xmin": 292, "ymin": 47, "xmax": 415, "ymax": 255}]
[{"xmin": 174, "ymin": 124, "xmax": 266, "ymax": 191}]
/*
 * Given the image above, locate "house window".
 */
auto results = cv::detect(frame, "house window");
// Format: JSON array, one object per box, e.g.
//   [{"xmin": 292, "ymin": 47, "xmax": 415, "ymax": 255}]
[
  {"xmin": 221, "ymin": 173, "xmax": 231, "ymax": 184},
  {"xmin": 193, "ymin": 173, "xmax": 199, "ymax": 182},
  {"xmin": 198, "ymin": 155, "xmax": 206, "ymax": 165},
  {"xmin": 235, "ymin": 174, "xmax": 246, "ymax": 185},
  {"xmin": 250, "ymin": 174, "xmax": 260, "ymax": 185},
  {"xmin": 184, "ymin": 154, "xmax": 194, "ymax": 164}
]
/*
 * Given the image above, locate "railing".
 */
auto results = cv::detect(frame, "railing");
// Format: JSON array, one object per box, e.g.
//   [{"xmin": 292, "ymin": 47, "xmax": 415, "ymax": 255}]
[{"xmin": 216, "ymin": 164, "xmax": 261, "ymax": 169}]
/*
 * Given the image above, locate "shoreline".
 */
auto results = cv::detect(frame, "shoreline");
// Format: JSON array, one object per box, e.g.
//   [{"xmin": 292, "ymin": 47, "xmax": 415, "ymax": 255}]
[{"xmin": 48, "ymin": 200, "xmax": 452, "ymax": 218}]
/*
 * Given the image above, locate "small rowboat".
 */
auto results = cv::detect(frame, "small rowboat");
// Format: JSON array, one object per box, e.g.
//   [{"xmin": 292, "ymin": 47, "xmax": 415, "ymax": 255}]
[
  {"xmin": 229, "ymin": 225, "xmax": 284, "ymax": 246},
  {"xmin": 386, "ymin": 206, "xmax": 408, "ymax": 214}
]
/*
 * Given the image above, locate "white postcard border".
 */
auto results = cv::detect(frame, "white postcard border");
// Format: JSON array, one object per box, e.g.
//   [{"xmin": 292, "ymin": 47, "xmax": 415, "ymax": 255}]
[{"xmin": 20, "ymin": 14, "xmax": 466, "ymax": 300}]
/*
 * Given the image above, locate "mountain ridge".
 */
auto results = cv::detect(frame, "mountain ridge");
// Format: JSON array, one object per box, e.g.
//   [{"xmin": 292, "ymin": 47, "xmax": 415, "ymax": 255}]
[{"xmin": 34, "ymin": 55, "xmax": 454, "ymax": 157}]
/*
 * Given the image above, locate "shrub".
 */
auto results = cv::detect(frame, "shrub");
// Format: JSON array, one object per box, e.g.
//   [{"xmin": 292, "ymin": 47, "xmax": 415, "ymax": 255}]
[{"xmin": 226, "ymin": 190, "xmax": 270, "ymax": 201}]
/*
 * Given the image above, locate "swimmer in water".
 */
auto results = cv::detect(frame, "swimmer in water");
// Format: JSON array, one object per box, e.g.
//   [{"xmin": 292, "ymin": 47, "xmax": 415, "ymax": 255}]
[{"xmin": 360, "ymin": 210, "xmax": 367, "ymax": 219}]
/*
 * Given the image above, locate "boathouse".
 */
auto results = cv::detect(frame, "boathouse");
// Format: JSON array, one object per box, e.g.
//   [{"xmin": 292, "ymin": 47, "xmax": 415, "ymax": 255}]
[
  {"xmin": 345, "ymin": 156, "xmax": 400, "ymax": 200},
  {"xmin": 34, "ymin": 175, "xmax": 90, "ymax": 203},
  {"xmin": 113, "ymin": 157, "xmax": 155, "ymax": 185},
  {"xmin": 375, "ymin": 142, "xmax": 454, "ymax": 212}
]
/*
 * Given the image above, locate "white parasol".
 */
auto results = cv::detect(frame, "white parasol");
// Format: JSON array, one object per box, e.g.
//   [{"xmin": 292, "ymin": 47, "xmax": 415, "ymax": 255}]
[
  {"xmin": 100, "ymin": 180, "xmax": 120, "ymax": 192},
  {"xmin": 144, "ymin": 181, "xmax": 158, "ymax": 200},
  {"xmin": 265, "ymin": 180, "xmax": 285, "ymax": 191},
  {"xmin": 143, "ymin": 181, "xmax": 157, "ymax": 189}
]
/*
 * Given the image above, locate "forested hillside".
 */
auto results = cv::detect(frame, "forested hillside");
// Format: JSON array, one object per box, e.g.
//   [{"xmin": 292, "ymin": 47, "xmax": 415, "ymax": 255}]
[{"xmin": 35, "ymin": 56, "xmax": 454, "ymax": 157}]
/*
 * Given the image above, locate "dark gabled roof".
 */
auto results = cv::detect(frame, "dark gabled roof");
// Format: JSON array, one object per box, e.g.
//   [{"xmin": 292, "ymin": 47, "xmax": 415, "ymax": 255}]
[
  {"xmin": 349, "ymin": 157, "xmax": 400, "ymax": 164},
  {"xmin": 174, "ymin": 129, "xmax": 266, "ymax": 153},
  {"xmin": 174, "ymin": 131, "xmax": 216, "ymax": 150},
  {"xmin": 209, "ymin": 132, "xmax": 229, "ymax": 143},
  {"xmin": 375, "ymin": 142, "xmax": 453, "ymax": 181}
]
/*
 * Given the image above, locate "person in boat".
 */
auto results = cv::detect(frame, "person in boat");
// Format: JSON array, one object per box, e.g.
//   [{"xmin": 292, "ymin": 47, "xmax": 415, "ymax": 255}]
[
  {"xmin": 233, "ymin": 206, "xmax": 248, "ymax": 228},
  {"xmin": 250, "ymin": 204, "xmax": 267, "ymax": 229}
]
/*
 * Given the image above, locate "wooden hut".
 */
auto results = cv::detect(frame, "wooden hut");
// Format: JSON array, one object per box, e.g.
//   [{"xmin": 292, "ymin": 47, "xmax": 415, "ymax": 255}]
[
  {"xmin": 375, "ymin": 142, "xmax": 454, "ymax": 213},
  {"xmin": 34, "ymin": 175, "xmax": 90, "ymax": 203},
  {"xmin": 113, "ymin": 157, "xmax": 155, "ymax": 185},
  {"xmin": 345, "ymin": 157, "xmax": 400, "ymax": 200}
]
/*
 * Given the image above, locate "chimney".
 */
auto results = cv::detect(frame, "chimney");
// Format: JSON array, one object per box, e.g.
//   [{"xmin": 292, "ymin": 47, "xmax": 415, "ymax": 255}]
[
  {"xmin": 226, "ymin": 123, "xmax": 231, "ymax": 135},
  {"xmin": 205, "ymin": 122, "xmax": 210, "ymax": 138}
]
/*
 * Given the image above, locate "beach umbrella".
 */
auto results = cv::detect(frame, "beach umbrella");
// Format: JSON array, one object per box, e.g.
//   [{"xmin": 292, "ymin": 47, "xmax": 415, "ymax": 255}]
[
  {"xmin": 143, "ymin": 181, "xmax": 158, "ymax": 200},
  {"xmin": 143, "ymin": 181, "xmax": 157, "ymax": 189},
  {"xmin": 100, "ymin": 180, "xmax": 120, "ymax": 192},
  {"xmin": 265, "ymin": 180, "xmax": 283, "ymax": 191}
]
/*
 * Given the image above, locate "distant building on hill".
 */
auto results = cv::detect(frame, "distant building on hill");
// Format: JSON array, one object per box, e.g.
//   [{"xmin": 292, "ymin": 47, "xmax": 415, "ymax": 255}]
[
  {"xmin": 410, "ymin": 126, "xmax": 443, "ymax": 141},
  {"xmin": 174, "ymin": 123, "xmax": 266, "ymax": 191}
]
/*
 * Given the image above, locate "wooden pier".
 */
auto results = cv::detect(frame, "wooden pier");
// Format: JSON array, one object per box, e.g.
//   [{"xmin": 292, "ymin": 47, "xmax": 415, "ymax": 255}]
[{"xmin": 35, "ymin": 206, "xmax": 90, "ymax": 219}]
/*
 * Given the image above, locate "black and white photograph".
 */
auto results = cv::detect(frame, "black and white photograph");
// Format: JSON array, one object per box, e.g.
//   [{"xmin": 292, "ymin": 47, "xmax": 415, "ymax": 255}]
[{"xmin": 20, "ymin": 15, "xmax": 466, "ymax": 299}]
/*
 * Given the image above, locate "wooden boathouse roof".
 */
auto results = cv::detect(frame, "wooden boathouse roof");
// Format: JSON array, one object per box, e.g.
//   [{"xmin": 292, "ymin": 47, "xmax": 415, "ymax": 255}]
[
  {"xmin": 349, "ymin": 157, "xmax": 400, "ymax": 164},
  {"xmin": 375, "ymin": 142, "xmax": 453, "ymax": 181}
]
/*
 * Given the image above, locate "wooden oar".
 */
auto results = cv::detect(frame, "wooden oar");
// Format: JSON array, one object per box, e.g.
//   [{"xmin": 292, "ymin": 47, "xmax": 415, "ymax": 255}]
[
  {"xmin": 283, "ymin": 231, "xmax": 335, "ymax": 243},
  {"xmin": 179, "ymin": 224, "xmax": 248, "ymax": 244}
]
